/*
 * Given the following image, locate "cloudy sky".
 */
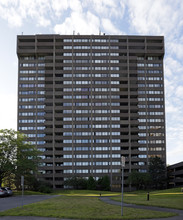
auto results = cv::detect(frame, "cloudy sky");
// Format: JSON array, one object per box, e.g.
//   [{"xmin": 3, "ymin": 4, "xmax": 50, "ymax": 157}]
[{"xmin": 0, "ymin": 0, "xmax": 182, "ymax": 165}]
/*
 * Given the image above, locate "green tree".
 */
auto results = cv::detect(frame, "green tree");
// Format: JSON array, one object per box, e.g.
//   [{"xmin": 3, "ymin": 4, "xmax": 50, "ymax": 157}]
[
  {"xmin": 64, "ymin": 177, "xmax": 87, "ymax": 189},
  {"xmin": 128, "ymin": 171, "xmax": 151, "ymax": 190},
  {"xmin": 0, "ymin": 129, "xmax": 17, "ymax": 186},
  {"xmin": 148, "ymin": 156, "xmax": 166, "ymax": 189},
  {"xmin": 77, "ymin": 177, "xmax": 87, "ymax": 189},
  {"xmin": 98, "ymin": 175, "xmax": 110, "ymax": 191},
  {"xmin": 87, "ymin": 176, "xmax": 96, "ymax": 190},
  {"xmin": 0, "ymin": 129, "xmax": 40, "ymax": 188},
  {"xmin": 64, "ymin": 176, "xmax": 78, "ymax": 189}
]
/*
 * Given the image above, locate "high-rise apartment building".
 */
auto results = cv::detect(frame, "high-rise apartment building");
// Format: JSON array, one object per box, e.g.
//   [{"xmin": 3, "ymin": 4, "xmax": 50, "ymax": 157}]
[{"xmin": 17, "ymin": 34, "xmax": 166, "ymax": 190}]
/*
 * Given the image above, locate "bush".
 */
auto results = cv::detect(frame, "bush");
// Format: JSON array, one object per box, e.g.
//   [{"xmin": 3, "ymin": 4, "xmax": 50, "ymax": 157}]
[
  {"xmin": 128, "ymin": 171, "xmax": 151, "ymax": 190},
  {"xmin": 97, "ymin": 175, "xmax": 110, "ymax": 191},
  {"xmin": 31, "ymin": 179, "xmax": 53, "ymax": 193},
  {"xmin": 37, "ymin": 184, "xmax": 53, "ymax": 193},
  {"xmin": 87, "ymin": 176, "xmax": 96, "ymax": 190},
  {"xmin": 64, "ymin": 177, "xmax": 87, "ymax": 189}
]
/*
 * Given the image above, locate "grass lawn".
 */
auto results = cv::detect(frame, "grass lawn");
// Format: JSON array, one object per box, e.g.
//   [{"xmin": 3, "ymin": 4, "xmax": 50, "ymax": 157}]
[
  {"xmin": 112, "ymin": 187, "xmax": 183, "ymax": 210},
  {"xmin": 13, "ymin": 190, "xmax": 48, "ymax": 196},
  {"xmin": 14, "ymin": 189, "xmax": 120, "ymax": 196},
  {"xmin": 0, "ymin": 196, "xmax": 176, "ymax": 219},
  {"xmin": 51, "ymin": 189, "xmax": 121, "ymax": 196}
]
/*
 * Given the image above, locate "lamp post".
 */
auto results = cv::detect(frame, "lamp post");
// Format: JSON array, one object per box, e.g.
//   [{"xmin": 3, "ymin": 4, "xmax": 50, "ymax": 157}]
[
  {"xmin": 21, "ymin": 175, "xmax": 24, "ymax": 208},
  {"xmin": 121, "ymin": 156, "xmax": 125, "ymax": 216}
]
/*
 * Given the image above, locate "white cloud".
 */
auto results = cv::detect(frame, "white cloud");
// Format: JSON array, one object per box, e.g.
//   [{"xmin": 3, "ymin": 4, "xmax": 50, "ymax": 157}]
[
  {"xmin": 102, "ymin": 18, "xmax": 123, "ymax": 35},
  {"xmin": 0, "ymin": 0, "xmax": 126, "ymax": 32},
  {"xmin": 0, "ymin": 94, "xmax": 17, "ymax": 130},
  {"xmin": 0, "ymin": 3, "xmax": 24, "ymax": 27},
  {"xmin": 0, "ymin": 0, "xmax": 52, "ymax": 27},
  {"xmin": 37, "ymin": 16, "xmax": 51, "ymax": 27},
  {"xmin": 84, "ymin": 0, "xmax": 125, "ymax": 18},
  {"xmin": 166, "ymin": 126, "xmax": 183, "ymax": 165},
  {"xmin": 168, "ymin": 41, "xmax": 183, "ymax": 60},
  {"xmin": 51, "ymin": 0, "xmax": 69, "ymax": 17},
  {"xmin": 54, "ymin": 11, "xmax": 100, "ymax": 35},
  {"xmin": 126, "ymin": 0, "xmax": 183, "ymax": 38},
  {"xmin": 166, "ymin": 104, "xmax": 179, "ymax": 114},
  {"xmin": 175, "ymin": 86, "xmax": 183, "ymax": 97},
  {"xmin": 69, "ymin": 0, "xmax": 82, "ymax": 12}
]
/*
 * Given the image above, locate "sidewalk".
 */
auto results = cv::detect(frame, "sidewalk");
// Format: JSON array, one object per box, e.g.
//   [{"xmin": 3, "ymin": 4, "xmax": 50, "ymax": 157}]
[{"xmin": 100, "ymin": 196, "xmax": 183, "ymax": 220}]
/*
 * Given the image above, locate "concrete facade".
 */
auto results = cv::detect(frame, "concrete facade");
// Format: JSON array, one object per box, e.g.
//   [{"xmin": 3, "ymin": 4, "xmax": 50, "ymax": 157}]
[
  {"xmin": 17, "ymin": 34, "xmax": 166, "ymax": 190},
  {"xmin": 168, "ymin": 162, "xmax": 183, "ymax": 188}
]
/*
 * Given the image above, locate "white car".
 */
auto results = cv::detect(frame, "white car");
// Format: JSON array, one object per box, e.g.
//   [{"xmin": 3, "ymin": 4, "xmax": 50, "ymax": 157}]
[
  {"xmin": 4, "ymin": 187, "xmax": 13, "ymax": 196},
  {"xmin": 0, "ymin": 187, "xmax": 8, "ymax": 197}
]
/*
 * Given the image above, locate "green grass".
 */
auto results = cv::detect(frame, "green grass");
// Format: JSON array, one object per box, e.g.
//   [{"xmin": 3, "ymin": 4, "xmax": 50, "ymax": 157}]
[
  {"xmin": 51, "ymin": 189, "xmax": 121, "ymax": 196},
  {"xmin": 14, "ymin": 189, "xmax": 120, "ymax": 196},
  {"xmin": 0, "ymin": 196, "xmax": 176, "ymax": 219},
  {"xmin": 13, "ymin": 190, "xmax": 48, "ymax": 196},
  {"xmin": 112, "ymin": 187, "xmax": 183, "ymax": 210}
]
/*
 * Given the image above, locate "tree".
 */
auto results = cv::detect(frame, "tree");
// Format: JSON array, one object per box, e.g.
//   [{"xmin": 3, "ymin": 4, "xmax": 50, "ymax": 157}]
[
  {"xmin": 77, "ymin": 177, "xmax": 87, "ymax": 189},
  {"xmin": 0, "ymin": 129, "xmax": 40, "ymax": 188},
  {"xmin": 128, "ymin": 171, "xmax": 151, "ymax": 190},
  {"xmin": 64, "ymin": 176, "xmax": 78, "ymax": 189},
  {"xmin": 64, "ymin": 177, "xmax": 87, "ymax": 189},
  {"xmin": 0, "ymin": 129, "xmax": 17, "ymax": 186},
  {"xmin": 97, "ymin": 175, "xmax": 110, "ymax": 191},
  {"xmin": 87, "ymin": 176, "xmax": 96, "ymax": 190},
  {"xmin": 148, "ymin": 156, "xmax": 166, "ymax": 189}
]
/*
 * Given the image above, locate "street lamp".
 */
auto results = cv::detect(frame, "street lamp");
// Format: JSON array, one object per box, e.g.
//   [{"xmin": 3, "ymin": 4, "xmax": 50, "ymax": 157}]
[{"xmin": 121, "ymin": 156, "xmax": 125, "ymax": 216}]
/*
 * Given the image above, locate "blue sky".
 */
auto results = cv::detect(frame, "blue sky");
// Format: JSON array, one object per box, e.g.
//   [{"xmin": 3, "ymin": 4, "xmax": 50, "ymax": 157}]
[{"xmin": 0, "ymin": 0, "xmax": 183, "ymax": 165}]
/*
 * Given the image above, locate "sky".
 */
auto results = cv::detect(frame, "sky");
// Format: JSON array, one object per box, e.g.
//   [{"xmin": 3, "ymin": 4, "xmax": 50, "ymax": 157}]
[{"xmin": 0, "ymin": 0, "xmax": 183, "ymax": 165}]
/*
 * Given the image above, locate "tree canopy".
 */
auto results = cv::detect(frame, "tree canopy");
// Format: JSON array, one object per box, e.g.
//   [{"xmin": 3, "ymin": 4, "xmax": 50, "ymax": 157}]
[
  {"xmin": 0, "ymin": 129, "xmax": 40, "ymax": 188},
  {"xmin": 128, "ymin": 171, "xmax": 151, "ymax": 190},
  {"xmin": 148, "ymin": 156, "xmax": 166, "ymax": 189}
]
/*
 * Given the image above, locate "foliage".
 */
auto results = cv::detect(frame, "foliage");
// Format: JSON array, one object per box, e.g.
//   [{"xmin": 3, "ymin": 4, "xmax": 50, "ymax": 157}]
[
  {"xmin": 78, "ymin": 177, "xmax": 88, "ymax": 189},
  {"xmin": 97, "ymin": 175, "xmax": 110, "ymax": 191},
  {"xmin": 128, "ymin": 171, "xmax": 151, "ymax": 190},
  {"xmin": 36, "ymin": 181, "xmax": 53, "ymax": 193},
  {"xmin": 0, "ymin": 129, "xmax": 16, "ymax": 186},
  {"xmin": 148, "ymin": 156, "xmax": 166, "ymax": 189},
  {"xmin": 65, "ymin": 175, "xmax": 111, "ymax": 191},
  {"xmin": 2, "ymin": 173, "xmax": 16, "ymax": 188},
  {"xmin": 128, "ymin": 157, "xmax": 166, "ymax": 190},
  {"xmin": 87, "ymin": 176, "xmax": 96, "ymax": 190},
  {"xmin": 64, "ymin": 176, "xmax": 87, "ymax": 189},
  {"xmin": 0, "ymin": 129, "xmax": 40, "ymax": 189}
]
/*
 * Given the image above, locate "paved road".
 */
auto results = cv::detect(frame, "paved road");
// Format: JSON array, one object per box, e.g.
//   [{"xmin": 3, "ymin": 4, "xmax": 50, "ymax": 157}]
[
  {"xmin": 0, "ymin": 217, "xmax": 60, "ymax": 220},
  {"xmin": 100, "ymin": 196, "xmax": 183, "ymax": 220}
]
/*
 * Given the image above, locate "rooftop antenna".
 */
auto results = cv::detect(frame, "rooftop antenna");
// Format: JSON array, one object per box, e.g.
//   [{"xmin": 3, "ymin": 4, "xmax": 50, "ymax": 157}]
[
  {"xmin": 99, "ymin": 30, "xmax": 101, "ymax": 35},
  {"xmin": 73, "ymin": 30, "xmax": 75, "ymax": 35},
  {"xmin": 22, "ymin": 32, "xmax": 23, "ymax": 35}
]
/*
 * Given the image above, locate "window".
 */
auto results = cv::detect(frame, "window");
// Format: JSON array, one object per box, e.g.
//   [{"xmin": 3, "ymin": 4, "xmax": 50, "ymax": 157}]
[
  {"xmin": 139, "ymin": 155, "xmax": 147, "ymax": 158},
  {"xmin": 63, "ymin": 140, "xmax": 72, "ymax": 143},
  {"xmin": 63, "ymin": 155, "xmax": 72, "ymax": 158}
]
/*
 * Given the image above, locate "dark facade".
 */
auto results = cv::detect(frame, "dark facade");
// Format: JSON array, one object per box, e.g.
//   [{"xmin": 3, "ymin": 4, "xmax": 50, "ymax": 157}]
[
  {"xmin": 167, "ymin": 162, "xmax": 183, "ymax": 188},
  {"xmin": 17, "ymin": 34, "xmax": 166, "ymax": 190}
]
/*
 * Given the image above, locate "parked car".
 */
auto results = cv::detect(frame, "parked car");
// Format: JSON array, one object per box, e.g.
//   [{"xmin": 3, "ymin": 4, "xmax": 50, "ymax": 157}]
[
  {"xmin": 4, "ymin": 187, "xmax": 13, "ymax": 196},
  {"xmin": 0, "ymin": 187, "xmax": 8, "ymax": 197}
]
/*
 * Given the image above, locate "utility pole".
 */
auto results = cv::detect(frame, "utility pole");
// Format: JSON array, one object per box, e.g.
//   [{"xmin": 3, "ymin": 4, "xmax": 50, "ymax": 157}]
[{"xmin": 121, "ymin": 156, "xmax": 125, "ymax": 216}]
